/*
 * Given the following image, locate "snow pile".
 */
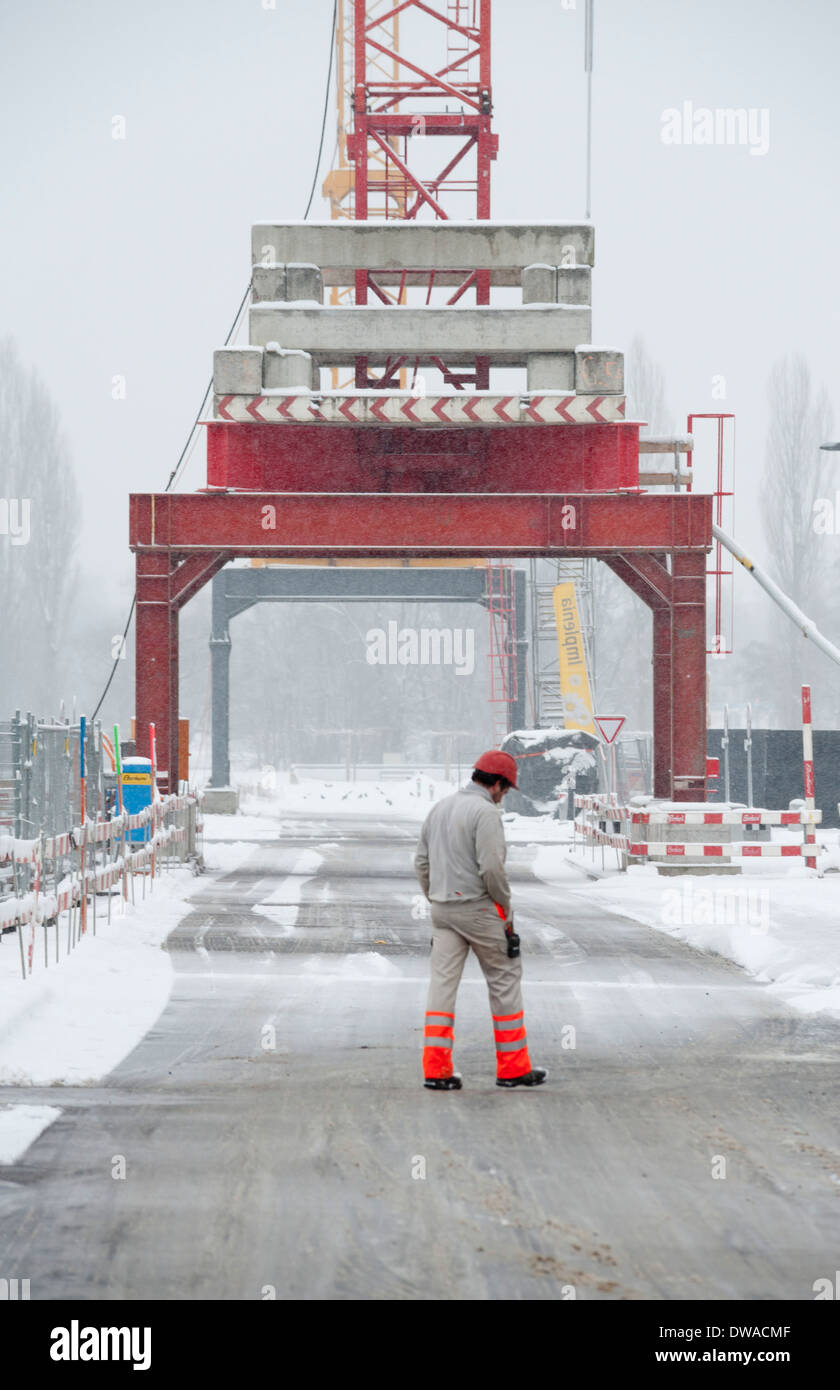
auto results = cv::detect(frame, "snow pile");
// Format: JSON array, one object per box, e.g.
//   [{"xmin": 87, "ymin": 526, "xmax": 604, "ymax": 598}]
[
  {"xmin": 503, "ymin": 812, "xmax": 575, "ymax": 845},
  {"xmin": 533, "ymin": 839, "xmax": 840, "ymax": 1019},
  {"xmin": 299, "ymin": 951, "xmax": 403, "ymax": 981},
  {"xmin": 238, "ymin": 771, "xmax": 457, "ymax": 819},
  {"xmin": 0, "ymin": 839, "xmax": 241, "ymax": 1088},
  {"xmin": 255, "ymin": 848, "xmax": 323, "ymax": 928},
  {"xmin": 0, "ymin": 1103, "xmax": 62, "ymax": 1164}
]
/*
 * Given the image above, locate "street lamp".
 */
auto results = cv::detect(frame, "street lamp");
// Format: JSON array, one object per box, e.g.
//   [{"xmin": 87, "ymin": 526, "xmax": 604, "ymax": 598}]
[{"xmin": 820, "ymin": 442, "xmax": 840, "ymax": 451}]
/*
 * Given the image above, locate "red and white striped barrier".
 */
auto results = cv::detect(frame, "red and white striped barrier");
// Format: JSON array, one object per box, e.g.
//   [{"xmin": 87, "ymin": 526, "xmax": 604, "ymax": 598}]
[
  {"xmin": 627, "ymin": 842, "xmax": 822, "ymax": 860},
  {"xmin": 801, "ymin": 685, "xmax": 818, "ymax": 869},
  {"xmin": 574, "ymin": 792, "xmax": 825, "ymax": 866},
  {"xmin": 576, "ymin": 820, "xmax": 631, "ymax": 851},
  {"xmin": 574, "ymin": 795, "xmax": 822, "ymax": 827},
  {"xmin": 214, "ymin": 392, "xmax": 627, "ymax": 427}
]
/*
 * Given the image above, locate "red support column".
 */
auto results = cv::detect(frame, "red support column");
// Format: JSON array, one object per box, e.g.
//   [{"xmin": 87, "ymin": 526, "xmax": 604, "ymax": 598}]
[
  {"xmin": 603, "ymin": 551, "xmax": 676, "ymax": 800},
  {"xmin": 652, "ymin": 608, "xmax": 673, "ymax": 798},
  {"xmin": 671, "ymin": 550, "xmax": 708, "ymax": 801},
  {"xmin": 135, "ymin": 551, "xmax": 178, "ymax": 793},
  {"xmin": 169, "ymin": 604, "xmax": 180, "ymax": 793}
]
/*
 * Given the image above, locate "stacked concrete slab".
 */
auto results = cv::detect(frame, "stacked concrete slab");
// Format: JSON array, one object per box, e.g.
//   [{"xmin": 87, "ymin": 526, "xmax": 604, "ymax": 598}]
[{"xmin": 212, "ymin": 222, "xmax": 626, "ymax": 404}]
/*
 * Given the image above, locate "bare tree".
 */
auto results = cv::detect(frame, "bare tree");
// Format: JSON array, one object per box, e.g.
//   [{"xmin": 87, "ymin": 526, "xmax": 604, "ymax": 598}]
[
  {"xmin": 0, "ymin": 338, "xmax": 80, "ymax": 713},
  {"xmin": 761, "ymin": 353, "xmax": 833, "ymax": 608},
  {"xmin": 625, "ymin": 334, "xmax": 674, "ymax": 438},
  {"xmin": 757, "ymin": 353, "xmax": 834, "ymax": 724}
]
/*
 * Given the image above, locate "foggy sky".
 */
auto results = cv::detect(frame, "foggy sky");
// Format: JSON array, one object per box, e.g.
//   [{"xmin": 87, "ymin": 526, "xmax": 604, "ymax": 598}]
[{"xmin": 1, "ymin": 0, "xmax": 838, "ymax": 603}]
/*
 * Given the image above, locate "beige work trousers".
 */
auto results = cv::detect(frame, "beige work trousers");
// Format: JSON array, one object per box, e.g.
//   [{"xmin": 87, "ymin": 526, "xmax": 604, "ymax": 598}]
[{"xmin": 423, "ymin": 895, "xmax": 531, "ymax": 1080}]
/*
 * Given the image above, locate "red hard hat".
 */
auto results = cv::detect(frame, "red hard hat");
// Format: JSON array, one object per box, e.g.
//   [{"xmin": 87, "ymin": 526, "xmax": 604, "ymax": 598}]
[{"xmin": 474, "ymin": 750, "xmax": 518, "ymax": 789}]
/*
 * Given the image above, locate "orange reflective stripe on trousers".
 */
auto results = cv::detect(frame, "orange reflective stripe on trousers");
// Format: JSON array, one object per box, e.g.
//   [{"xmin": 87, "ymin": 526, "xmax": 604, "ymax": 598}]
[
  {"xmin": 493, "ymin": 1011, "xmax": 531, "ymax": 1079},
  {"xmin": 423, "ymin": 1010, "xmax": 455, "ymax": 1079}
]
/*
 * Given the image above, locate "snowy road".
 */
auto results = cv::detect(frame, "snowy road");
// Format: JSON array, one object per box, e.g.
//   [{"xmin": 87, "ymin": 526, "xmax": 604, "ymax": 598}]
[{"xmin": 1, "ymin": 811, "xmax": 839, "ymax": 1300}]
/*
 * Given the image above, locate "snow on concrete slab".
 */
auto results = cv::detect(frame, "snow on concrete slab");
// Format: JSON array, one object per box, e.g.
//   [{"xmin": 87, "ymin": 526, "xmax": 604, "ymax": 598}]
[
  {"xmin": 252, "ymin": 848, "xmax": 324, "ymax": 928},
  {"xmin": 255, "ymin": 848, "xmax": 323, "ymax": 923},
  {"xmin": 502, "ymin": 812, "xmax": 574, "ymax": 845},
  {"xmin": 258, "ymin": 849, "xmax": 323, "ymax": 897},
  {"xmin": 201, "ymin": 839, "xmax": 266, "ymax": 870},
  {"xmin": 298, "ymin": 951, "xmax": 404, "ymax": 981},
  {"xmin": 202, "ymin": 815, "xmax": 290, "ymax": 842},
  {"xmin": 0, "ymin": 1103, "xmax": 62, "ymax": 1163},
  {"xmin": 253, "ymin": 905, "xmax": 298, "ymax": 931},
  {"xmin": 532, "ymin": 839, "xmax": 840, "ymax": 1019}
]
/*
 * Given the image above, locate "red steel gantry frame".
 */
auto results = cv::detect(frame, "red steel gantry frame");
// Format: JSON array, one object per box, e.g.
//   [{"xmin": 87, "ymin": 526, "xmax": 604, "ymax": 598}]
[
  {"xmin": 130, "ymin": 1, "xmax": 712, "ymax": 802},
  {"xmin": 132, "ymin": 483, "xmax": 710, "ymax": 803}
]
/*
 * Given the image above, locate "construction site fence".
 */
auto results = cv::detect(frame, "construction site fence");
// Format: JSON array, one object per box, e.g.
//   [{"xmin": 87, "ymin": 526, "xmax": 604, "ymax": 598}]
[
  {"xmin": 0, "ymin": 793, "xmax": 204, "ymax": 980},
  {"xmin": 574, "ymin": 795, "xmax": 822, "ymax": 870},
  {"xmin": 0, "ymin": 711, "xmax": 116, "ymax": 841}
]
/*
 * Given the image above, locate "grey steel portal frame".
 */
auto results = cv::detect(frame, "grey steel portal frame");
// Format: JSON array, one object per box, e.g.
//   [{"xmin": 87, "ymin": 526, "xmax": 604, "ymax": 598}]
[{"xmin": 209, "ymin": 566, "xmax": 528, "ymax": 786}]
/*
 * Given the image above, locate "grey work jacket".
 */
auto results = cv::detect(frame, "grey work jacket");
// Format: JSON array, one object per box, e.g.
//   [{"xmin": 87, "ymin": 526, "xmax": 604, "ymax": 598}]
[{"xmin": 414, "ymin": 782, "xmax": 511, "ymax": 915}]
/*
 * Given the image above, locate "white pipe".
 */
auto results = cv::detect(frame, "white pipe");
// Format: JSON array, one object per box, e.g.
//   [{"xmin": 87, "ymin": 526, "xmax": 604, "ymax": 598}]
[{"xmin": 713, "ymin": 523, "xmax": 840, "ymax": 669}]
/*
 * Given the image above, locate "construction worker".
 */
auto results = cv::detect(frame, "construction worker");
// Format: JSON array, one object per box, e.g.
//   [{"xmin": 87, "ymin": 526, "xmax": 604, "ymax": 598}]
[{"xmin": 414, "ymin": 750, "xmax": 547, "ymax": 1092}]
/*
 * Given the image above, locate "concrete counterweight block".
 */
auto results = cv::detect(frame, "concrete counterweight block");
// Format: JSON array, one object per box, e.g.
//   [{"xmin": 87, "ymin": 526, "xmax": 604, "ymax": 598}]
[
  {"xmin": 213, "ymin": 347, "xmax": 264, "ymax": 396},
  {"xmin": 527, "ymin": 353, "xmax": 575, "ymax": 392},
  {"xmin": 575, "ymin": 346, "xmax": 625, "ymax": 395},
  {"xmin": 251, "ymin": 266, "xmax": 287, "ymax": 303},
  {"xmin": 556, "ymin": 265, "xmax": 592, "ymax": 306},
  {"xmin": 285, "ymin": 263, "xmax": 323, "ymax": 304},
  {"xmin": 249, "ymin": 304, "xmax": 591, "ymax": 364},
  {"xmin": 522, "ymin": 263, "xmax": 558, "ymax": 304},
  {"xmin": 263, "ymin": 345, "xmax": 315, "ymax": 390},
  {"xmin": 202, "ymin": 787, "xmax": 239, "ymax": 814}
]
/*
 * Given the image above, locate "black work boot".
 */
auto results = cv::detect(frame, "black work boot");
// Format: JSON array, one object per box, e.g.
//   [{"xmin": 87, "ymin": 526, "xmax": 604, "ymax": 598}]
[
  {"xmin": 496, "ymin": 1067, "xmax": 548, "ymax": 1088},
  {"xmin": 424, "ymin": 1072, "xmax": 463, "ymax": 1091}
]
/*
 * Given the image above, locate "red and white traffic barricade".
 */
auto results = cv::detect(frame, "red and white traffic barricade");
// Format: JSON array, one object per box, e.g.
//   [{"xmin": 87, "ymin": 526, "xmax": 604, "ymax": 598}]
[
  {"xmin": 627, "ymin": 842, "xmax": 820, "ymax": 860},
  {"xmin": 574, "ymin": 794, "xmax": 823, "ymax": 868},
  {"xmin": 574, "ymin": 795, "xmax": 820, "ymax": 828}
]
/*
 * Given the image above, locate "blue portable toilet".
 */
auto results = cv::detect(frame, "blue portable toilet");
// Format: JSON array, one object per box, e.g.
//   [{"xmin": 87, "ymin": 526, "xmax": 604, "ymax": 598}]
[{"xmin": 121, "ymin": 756, "xmax": 153, "ymax": 843}]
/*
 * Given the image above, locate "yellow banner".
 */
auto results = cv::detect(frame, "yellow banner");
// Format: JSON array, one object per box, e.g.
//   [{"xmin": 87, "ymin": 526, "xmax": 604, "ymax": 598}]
[
  {"xmin": 122, "ymin": 772, "xmax": 151, "ymax": 785},
  {"xmin": 553, "ymin": 583, "xmax": 596, "ymax": 734}
]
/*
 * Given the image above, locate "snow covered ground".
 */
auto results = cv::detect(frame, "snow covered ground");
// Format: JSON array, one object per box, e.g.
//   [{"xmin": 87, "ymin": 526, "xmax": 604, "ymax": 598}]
[
  {"xmin": 534, "ymin": 827, "xmax": 840, "ymax": 1021},
  {"xmin": 227, "ymin": 771, "xmax": 840, "ymax": 1019},
  {"xmin": 0, "ymin": 839, "xmax": 256, "ymax": 1095},
  {"xmin": 2, "ymin": 772, "xmax": 839, "ymax": 1160}
]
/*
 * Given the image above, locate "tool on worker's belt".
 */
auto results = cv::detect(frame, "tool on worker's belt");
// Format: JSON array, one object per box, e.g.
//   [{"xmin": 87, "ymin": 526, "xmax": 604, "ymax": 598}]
[{"xmin": 495, "ymin": 901, "xmax": 520, "ymax": 958}]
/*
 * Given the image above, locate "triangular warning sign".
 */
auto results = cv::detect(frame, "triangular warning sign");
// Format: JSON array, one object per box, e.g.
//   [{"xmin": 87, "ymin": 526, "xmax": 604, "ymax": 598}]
[{"xmin": 594, "ymin": 716, "xmax": 625, "ymax": 745}]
